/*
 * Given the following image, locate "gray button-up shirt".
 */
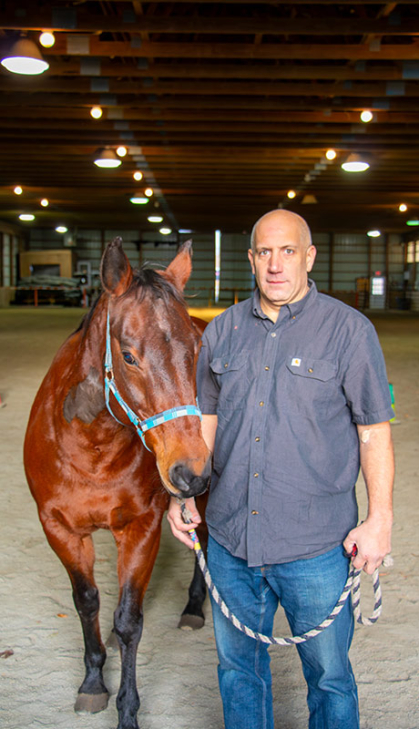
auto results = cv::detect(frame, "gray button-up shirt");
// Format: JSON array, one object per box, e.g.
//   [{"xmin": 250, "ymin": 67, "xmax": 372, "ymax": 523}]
[{"xmin": 197, "ymin": 282, "xmax": 393, "ymax": 567}]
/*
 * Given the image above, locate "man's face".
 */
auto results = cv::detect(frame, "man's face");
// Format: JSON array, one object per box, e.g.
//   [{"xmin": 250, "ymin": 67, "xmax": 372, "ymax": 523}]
[{"xmin": 248, "ymin": 213, "xmax": 316, "ymax": 319}]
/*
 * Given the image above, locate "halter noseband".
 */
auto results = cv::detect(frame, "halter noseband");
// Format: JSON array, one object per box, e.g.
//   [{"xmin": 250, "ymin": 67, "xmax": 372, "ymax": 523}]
[{"xmin": 104, "ymin": 308, "xmax": 202, "ymax": 452}]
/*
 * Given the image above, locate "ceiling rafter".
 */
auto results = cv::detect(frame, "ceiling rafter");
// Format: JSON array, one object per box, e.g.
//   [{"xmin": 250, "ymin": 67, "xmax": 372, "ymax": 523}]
[{"xmin": 1, "ymin": 0, "xmax": 419, "ymax": 234}]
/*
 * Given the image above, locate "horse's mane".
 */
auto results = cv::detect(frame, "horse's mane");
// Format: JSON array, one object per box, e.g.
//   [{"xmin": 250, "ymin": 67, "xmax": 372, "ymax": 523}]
[{"xmin": 72, "ymin": 264, "xmax": 184, "ymax": 335}]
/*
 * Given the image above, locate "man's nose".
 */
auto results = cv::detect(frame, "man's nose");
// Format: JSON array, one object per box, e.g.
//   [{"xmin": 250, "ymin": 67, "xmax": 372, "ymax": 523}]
[{"xmin": 268, "ymin": 250, "xmax": 283, "ymax": 271}]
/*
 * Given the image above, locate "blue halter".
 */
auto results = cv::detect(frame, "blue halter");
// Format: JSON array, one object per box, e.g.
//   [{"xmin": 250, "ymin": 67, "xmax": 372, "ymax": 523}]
[{"xmin": 104, "ymin": 308, "xmax": 202, "ymax": 452}]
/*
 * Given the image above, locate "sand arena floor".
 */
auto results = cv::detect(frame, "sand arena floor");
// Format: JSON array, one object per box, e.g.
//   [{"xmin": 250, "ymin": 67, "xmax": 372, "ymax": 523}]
[{"xmin": 0, "ymin": 306, "xmax": 418, "ymax": 729}]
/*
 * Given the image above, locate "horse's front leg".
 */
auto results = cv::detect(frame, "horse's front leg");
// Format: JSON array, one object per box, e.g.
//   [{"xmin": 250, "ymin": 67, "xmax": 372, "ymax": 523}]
[
  {"xmin": 113, "ymin": 515, "xmax": 163, "ymax": 729},
  {"xmin": 40, "ymin": 518, "xmax": 109, "ymax": 713}
]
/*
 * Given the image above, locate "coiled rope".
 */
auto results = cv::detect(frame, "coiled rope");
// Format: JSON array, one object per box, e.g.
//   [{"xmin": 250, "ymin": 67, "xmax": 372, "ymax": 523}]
[{"xmin": 180, "ymin": 502, "xmax": 382, "ymax": 646}]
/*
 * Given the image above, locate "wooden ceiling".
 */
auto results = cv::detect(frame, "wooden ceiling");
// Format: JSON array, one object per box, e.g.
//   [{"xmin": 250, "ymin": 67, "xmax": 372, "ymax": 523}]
[{"xmin": 2, "ymin": 1, "xmax": 419, "ymax": 235}]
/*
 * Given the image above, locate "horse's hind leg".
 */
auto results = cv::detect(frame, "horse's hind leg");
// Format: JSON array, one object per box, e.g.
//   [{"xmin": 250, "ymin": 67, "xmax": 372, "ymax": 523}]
[
  {"xmin": 178, "ymin": 554, "xmax": 207, "ymax": 630},
  {"xmin": 41, "ymin": 518, "xmax": 109, "ymax": 713},
  {"xmin": 179, "ymin": 506, "xmax": 208, "ymax": 630}
]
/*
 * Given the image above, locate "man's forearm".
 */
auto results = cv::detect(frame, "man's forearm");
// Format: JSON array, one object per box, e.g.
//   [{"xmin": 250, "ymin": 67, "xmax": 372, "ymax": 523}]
[
  {"xmin": 344, "ymin": 421, "xmax": 394, "ymax": 573},
  {"xmin": 357, "ymin": 421, "xmax": 394, "ymax": 524}
]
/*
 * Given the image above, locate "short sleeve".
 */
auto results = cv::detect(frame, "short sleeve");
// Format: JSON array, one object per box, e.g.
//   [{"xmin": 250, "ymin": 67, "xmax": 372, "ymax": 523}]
[
  {"xmin": 196, "ymin": 331, "xmax": 219, "ymax": 415},
  {"xmin": 341, "ymin": 322, "xmax": 393, "ymax": 425}
]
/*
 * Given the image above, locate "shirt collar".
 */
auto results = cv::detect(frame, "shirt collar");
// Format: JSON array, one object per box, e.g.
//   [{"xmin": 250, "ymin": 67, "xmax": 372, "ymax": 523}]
[{"xmin": 252, "ymin": 279, "xmax": 317, "ymax": 321}]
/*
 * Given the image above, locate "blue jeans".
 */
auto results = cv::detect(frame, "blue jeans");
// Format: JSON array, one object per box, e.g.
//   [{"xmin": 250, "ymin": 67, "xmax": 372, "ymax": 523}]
[{"xmin": 207, "ymin": 536, "xmax": 359, "ymax": 729}]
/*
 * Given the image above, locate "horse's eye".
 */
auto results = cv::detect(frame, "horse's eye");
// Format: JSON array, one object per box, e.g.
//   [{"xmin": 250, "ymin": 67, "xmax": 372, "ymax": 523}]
[{"xmin": 122, "ymin": 351, "xmax": 136, "ymax": 366}]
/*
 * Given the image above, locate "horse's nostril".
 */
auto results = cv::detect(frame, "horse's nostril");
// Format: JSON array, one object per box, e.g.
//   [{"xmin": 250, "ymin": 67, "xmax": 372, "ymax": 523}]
[{"xmin": 169, "ymin": 460, "xmax": 210, "ymax": 497}]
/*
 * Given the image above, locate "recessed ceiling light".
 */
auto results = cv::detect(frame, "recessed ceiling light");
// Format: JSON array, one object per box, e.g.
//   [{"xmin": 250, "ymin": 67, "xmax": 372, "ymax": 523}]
[
  {"xmin": 367, "ymin": 230, "xmax": 381, "ymax": 237},
  {"xmin": 287, "ymin": 190, "xmax": 296, "ymax": 199},
  {"xmin": 116, "ymin": 146, "xmax": 127, "ymax": 157},
  {"xmin": 325, "ymin": 149, "xmax": 336, "ymax": 161},
  {"xmin": 14, "ymin": 186, "xmax": 23, "ymax": 195},
  {"xmin": 130, "ymin": 196, "xmax": 149, "ymax": 205},
  {"xmin": 159, "ymin": 227, "xmax": 172, "ymax": 235},
  {"xmin": 399, "ymin": 203, "xmax": 407, "ymax": 212},
  {"xmin": 39, "ymin": 32, "xmax": 55, "ymax": 48},
  {"xmin": 406, "ymin": 218, "xmax": 419, "ymax": 226},
  {"xmin": 55, "ymin": 225, "xmax": 68, "ymax": 233},
  {"xmin": 360, "ymin": 110, "xmax": 373, "ymax": 123},
  {"xmin": 148, "ymin": 215, "xmax": 163, "ymax": 223},
  {"xmin": 90, "ymin": 106, "xmax": 103, "ymax": 120},
  {"xmin": 19, "ymin": 213, "xmax": 35, "ymax": 221},
  {"xmin": 133, "ymin": 171, "xmax": 143, "ymax": 181},
  {"xmin": 144, "ymin": 188, "xmax": 154, "ymax": 197},
  {"xmin": 40, "ymin": 198, "xmax": 49, "ymax": 207}
]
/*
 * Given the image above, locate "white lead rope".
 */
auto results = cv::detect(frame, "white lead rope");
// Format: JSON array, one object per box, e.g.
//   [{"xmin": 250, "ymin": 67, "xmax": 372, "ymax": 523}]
[{"xmin": 180, "ymin": 502, "xmax": 382, "ymax": 645}]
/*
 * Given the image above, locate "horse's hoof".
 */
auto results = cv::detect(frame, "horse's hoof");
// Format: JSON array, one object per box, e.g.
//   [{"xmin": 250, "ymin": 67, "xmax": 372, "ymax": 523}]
[
  {"xmin": 178, "ymin": 614, "xmax": 205, "ymax": 631},
  {"xmin": 74, "ymin": 692, "xmax": 109, "ymax": 714}
]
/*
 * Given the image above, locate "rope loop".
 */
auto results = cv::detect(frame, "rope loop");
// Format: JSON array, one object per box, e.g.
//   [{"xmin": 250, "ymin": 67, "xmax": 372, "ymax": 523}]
[{"xmin": 180, "ymin": 502, "xmax": 382, "ymax": 645}]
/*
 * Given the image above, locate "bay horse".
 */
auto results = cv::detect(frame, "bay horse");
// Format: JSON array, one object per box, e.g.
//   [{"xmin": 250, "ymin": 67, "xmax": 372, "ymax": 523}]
[{"xmin": 24, "ymin": 238, "xmax": 211, "ymax": 729}]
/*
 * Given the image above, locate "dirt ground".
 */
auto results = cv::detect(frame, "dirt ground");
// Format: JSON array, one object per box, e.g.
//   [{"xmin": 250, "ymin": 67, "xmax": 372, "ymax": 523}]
[{"xmin": 0, "ymin": 306, "xmax": 418, "ymax": 729}]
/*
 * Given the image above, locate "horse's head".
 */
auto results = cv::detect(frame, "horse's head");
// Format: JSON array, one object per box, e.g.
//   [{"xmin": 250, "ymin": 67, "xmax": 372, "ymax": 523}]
[{"xmin": 100, "ymin": 237, "xmax": 211, "ymax": 498}]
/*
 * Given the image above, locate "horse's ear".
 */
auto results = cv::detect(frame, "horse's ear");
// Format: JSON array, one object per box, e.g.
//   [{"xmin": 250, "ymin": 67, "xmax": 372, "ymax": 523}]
[
  {"xmin": 162, "ymin": 239, "xmax": 193, "ymax": 292},
  {"xmin": 100, "ymin": 237, "xmax": 133, "ymax": 297}
]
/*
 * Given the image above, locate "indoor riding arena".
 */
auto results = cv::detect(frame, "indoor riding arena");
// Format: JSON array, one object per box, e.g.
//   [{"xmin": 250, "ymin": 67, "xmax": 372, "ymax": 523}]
[{"xmin": 1, "ymin": 3, "xmax": 419, "ymax": 729}]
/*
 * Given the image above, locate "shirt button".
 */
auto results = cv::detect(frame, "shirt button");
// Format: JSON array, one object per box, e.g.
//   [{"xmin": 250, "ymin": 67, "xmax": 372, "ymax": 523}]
[
  {"xmin": 255, "ymin": 436, "xmax": 260, "ymax": 442},
  {"xmin": 224, "ymin": 363, "xmax": 228, "ymax": 368},
  {"xmin": 251, "ymin": 510, "xmax": 259, "ymax": 515},
  {"xmin": 265, "ymin": 366, "xmax": 270, "ymax": 371},
  {"xmin": 292, "ymin": 316, "xmax": 296, "ymax": 320},
  {"xmin": 254, "ymin": 472, "xmax": 259, "ymax": 478},
  {"xmin": 271, "ymin": 332, "xmax": 276, "ymax": 338},
  {"xmin": 259, "ymin": 401, "xmax": 264, "ymax": 407},
  {"xmin": 308, "ymin": 367, "xmax": 313, "ymax": 373}
]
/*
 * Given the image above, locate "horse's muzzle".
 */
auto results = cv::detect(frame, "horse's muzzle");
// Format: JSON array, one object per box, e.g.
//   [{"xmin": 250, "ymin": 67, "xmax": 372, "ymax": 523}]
[{"xmin": 169, "ymin": 458, "xmax": 211, "ymax": 497}]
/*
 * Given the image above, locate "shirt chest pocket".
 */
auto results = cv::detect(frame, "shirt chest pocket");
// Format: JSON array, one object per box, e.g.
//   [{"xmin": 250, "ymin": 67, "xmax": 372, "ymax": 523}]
[
  {"xmin": 210, "ymin": 352, "xmax": 249, "ymax": 409},
  {"xmin": 285, "ymin": 358, "xmax": 338, "ymax": 416}
]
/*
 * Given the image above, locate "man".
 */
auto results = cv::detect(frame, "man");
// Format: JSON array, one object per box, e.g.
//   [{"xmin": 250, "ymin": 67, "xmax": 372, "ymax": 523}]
[{"xmin": 168, "ymin": 209, "xmax": 394, "ymax": 729}]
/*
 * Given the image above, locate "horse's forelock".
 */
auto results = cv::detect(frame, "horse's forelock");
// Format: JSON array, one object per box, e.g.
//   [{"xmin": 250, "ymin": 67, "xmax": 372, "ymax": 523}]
[
  {"xmin": 132, "ymin": 266, "xmax": 185, "ymax": 306},
  {"xmin": 72, "ymin": 265, "xmax": 185, "ymax": 337}
]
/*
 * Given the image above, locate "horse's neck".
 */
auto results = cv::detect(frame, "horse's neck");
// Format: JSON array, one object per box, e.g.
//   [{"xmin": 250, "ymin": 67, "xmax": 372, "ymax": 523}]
[{"xmin": 77, "ymin": 297, "xmax": 108, "ymax": 376}]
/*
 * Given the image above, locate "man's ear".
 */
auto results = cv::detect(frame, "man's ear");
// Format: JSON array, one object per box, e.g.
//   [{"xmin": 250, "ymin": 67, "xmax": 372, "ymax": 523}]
[
  {"xmin": 306, "ymin": 245, "xmax": 317, "ymax": 273},
  {"xmin": 248, "ymin": 248, "xmax": 256, "ymax": 275}
]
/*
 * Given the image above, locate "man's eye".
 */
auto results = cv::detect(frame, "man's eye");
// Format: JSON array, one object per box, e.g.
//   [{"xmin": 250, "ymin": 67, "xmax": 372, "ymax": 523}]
[
  {"xmin": 285, "ymin": 248, "xmax": 294, "ymax": 255},
  {"xmin": 122, "ymin": 351, "xmax": 136, "ymax": 365},
  {"xmin": 259, "ymin": 250, "xmax": 269, "ymax": 257}
]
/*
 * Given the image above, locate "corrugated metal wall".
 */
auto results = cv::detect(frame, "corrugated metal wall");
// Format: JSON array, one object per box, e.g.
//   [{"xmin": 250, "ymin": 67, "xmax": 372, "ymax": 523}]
[{"xmin": 20, "ymin": 227, "xmax": 406, "ymax": 310}]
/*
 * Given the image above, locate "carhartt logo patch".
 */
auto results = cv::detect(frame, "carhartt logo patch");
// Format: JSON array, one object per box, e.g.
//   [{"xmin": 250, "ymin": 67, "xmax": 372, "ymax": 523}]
[{"xmin": 291, "ymin": 358, "xmax": 301, "ymax": 367}]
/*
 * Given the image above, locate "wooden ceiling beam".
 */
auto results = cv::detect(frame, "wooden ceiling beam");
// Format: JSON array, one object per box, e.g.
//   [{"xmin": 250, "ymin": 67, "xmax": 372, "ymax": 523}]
[
  {"xmin": 35, "ymin": 37, "xmax": 419, "ymax": 61},
  {"xmin": 1, "ymin": 105, "xmax": 419, "ymax": 124},
  {"xmin": 3, "ymin": 76, "xmax": 419, "ymax": 99},
  {"xmin": 45, "ymin": 59, "xmax": 412, "ymax": 82},
  {"xmin": 2, "ymin": 10, "xmax": 419, "ymax": 36},
  {"xmin": 1, "ymin": 117, "xmax": 418, "ymax": 137}
]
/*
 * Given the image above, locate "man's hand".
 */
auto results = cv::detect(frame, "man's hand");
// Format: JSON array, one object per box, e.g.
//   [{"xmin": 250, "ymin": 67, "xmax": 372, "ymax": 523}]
[
  {"xmin": 343, "ymin": 516, "xmax": 392, "ymax": 575},
  {"xmin": 167, "ymin": 496, "xmax": 202, "ymax": 549}
]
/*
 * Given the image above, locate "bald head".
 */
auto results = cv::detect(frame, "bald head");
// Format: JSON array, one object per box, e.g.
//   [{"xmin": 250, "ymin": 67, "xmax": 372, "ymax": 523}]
[{"xmin": 250, "ymin": 209, "xmax": 312, "ymax": 254}]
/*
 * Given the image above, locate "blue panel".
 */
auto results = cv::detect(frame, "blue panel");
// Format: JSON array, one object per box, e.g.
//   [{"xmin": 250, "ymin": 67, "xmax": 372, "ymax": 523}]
[
  {"xmin": 80, "ymin": 58, "xmax": 101, "ymax": 76},
  {"xmin": 91, "ymin": 78, "xmax": 109, "ymax": 92},
  {"xmin": 99, "ymin": 94, "xmax": 118, "ymax": 105},
  {"xmin": 386, "ymin": 81, "xmax": 405, "ymax": 96},
  {"xmin": 52, "ymin": 7, "xmax": 77, "ymax": 29},
  {"xmin": 372, "ymin": 99, "xmax": 390, "ymax": 110},
  {"xmin": 402, "ymin": 62, "xmax": 419, "ymax": 79}
]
